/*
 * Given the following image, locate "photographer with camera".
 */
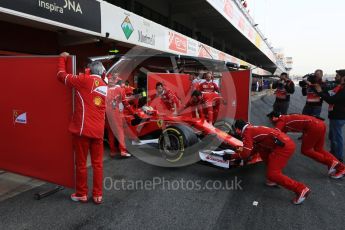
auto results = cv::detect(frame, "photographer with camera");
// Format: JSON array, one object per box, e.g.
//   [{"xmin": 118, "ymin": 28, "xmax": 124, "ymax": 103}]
[
  {"xmin": 299, "ymin": 69, "xmax": 324, "ymax": 117},
  {"xmin": 273, "ymin": 72, "xmax": 295, "ymax": 114},
  {"xmin": 314, "ymin": 69, "xmax": 345, "ymax": 162}
]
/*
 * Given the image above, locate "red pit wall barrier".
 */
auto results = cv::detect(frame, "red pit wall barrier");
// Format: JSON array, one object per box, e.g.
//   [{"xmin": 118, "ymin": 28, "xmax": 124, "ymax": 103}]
[
  {"xmin": 0, "ymin": 56, "xmax": 75, "ymax": 188},
  {"xmin": 218, "ymin": 70, "xmax": 251, "ymax": 121},
  {"xmin": 147, "ymin": 73, "xmax": 191, "ymax": 115}
]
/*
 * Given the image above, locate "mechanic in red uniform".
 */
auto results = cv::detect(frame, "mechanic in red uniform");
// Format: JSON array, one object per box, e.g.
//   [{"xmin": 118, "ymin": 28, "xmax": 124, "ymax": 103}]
[
  {"xmin": 107, "ymin": 75, "xmax": 135, "ymax": 158},
  {"xmin": 198, "ymin": 72, "xmax": 219, "ymax": 93},
  {"xmin": 231, "ymin": 120, "xmax": 310, "ymax": 205},
  {"xmin": 57, "ymin": 52, "xmax": 106, "ymax": 205},
  {"xmin": 179, "ymin": 90, "xmax": 205, "ymax": 119},
  {"xmin": 190, "ymin": 73, "xmax": 202, "ymax": 91},
  {"xmin": 124, "ymin": 80, "xmax": 135, "ymax": 97},
  {"xmin": 267, "ymin": 112, "xmax": 345, "ymax": 179},
  {"xmin": 272, "ymin": 72, "xmax": 295, "ymax": 115},
  {"xmin": 105, "ymin": 119, "xmax": 117, "ymax": 154},
  {"xmin": 151, "ymin": 82, "xmax": 179, "ymax": 115},
  {"xmin": 198, "ymin": 72, "xmax": 220, "ymax": 123},
  {"xmin": 300, "ymin": 69, "xmax": 324, "ymax": 117}
]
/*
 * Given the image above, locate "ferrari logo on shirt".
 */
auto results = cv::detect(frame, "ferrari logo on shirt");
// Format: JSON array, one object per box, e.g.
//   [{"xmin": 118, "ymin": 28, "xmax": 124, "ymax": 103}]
[
  {"xmin": 95, "ymin": 80, "xmax": 100, "ymax": 87},
  {"xmin": 93, "ymin": 96, "xmax": 102, "ymax": 106}
]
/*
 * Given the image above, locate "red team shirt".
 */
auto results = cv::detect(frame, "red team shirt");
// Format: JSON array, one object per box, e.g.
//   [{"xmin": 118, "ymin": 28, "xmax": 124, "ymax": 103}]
[
  {"xmin": 108, "ymin": 85, "xmax": 134, "ymax": 114},
  {"xmin": 274, "ymin": 114, "xmax": 321, "ymax": 133},
  {"xmin": 151, "ymin": 89, "xmax": 179, "ymax": 111},
  {"xmin": 199, "ymin": 81, "xmax": 219, "ymax": 93},
  {"xmin": 57, "ymin": 57, "xmax": 107, "ymax": 139},
  {"xmin": 233, "ymin": 124, "xmax": 292, "ymax": 159}
]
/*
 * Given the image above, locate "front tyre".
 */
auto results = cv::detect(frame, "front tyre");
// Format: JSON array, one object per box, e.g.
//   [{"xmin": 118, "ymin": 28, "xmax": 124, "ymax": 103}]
[{"xmin": 158, "ymin": 125, "xmax": 198, "ymax": 162}]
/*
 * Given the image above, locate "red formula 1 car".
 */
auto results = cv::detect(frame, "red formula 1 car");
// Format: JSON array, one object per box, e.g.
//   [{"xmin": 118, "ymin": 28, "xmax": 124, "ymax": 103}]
[
  {"xmin": 115, "ymin": 105, "xmax": 262, "ymax": 168},
  {"xmin": 95, "ymin": 52, "xmax": 262, "ymax": 168}
]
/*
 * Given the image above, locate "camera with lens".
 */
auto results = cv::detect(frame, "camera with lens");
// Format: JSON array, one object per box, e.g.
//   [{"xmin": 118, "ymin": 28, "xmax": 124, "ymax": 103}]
[
  {"xmin": 299, "ymin": 73, "xmax": 317, "ymax": 87},
  {"xmin": 277, "ymin": 81, "xmax": 284, "ymax": 88}
]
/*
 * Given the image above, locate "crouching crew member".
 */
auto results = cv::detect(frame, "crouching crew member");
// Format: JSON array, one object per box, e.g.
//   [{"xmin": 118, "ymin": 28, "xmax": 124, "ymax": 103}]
[
  {"xmin": 268, "ymin": 112, "xmax": 345, "ymax": 179},
  {"xmin": 231, "ymin": 120, "xmax": 310, "ymax": 205},
  {"xmin": 152, "ymin": 82, "xmax": 180, "ymax": 115},
  {"xmin": 57, "ymin": 52, "xmax": 106, "ymax": 205},
  {"xmin": 180, "ymin": 90, "xmax": 206, "ymax": 120}
]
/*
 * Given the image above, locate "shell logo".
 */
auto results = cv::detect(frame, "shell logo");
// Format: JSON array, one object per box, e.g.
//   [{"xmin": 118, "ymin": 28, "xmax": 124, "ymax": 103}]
[{"xmin": 93, "ymin": 96, "xmax": 102, "ymax": 106}]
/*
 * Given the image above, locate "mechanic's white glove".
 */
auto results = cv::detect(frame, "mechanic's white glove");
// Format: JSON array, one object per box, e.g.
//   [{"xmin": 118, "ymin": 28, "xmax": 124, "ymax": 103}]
[{"xmin": 60, "ymin": 52, "xmax": 69, "ymax": 57}]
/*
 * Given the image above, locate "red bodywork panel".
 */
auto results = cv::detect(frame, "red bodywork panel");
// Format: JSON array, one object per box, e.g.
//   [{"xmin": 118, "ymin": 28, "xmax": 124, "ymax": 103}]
[{"xmin": 123, "ymin": 112, "xmax": 242, "ymax": 148}]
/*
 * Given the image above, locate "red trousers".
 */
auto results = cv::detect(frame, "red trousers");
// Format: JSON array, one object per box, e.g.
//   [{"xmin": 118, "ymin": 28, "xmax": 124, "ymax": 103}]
[
  {"xmin": 105, "ymin": 119, "xmax": 117, "ymax": 153},
  {"xmin": 260, "ymin": 141, "xmax": 306, "ymax": 194},
  {"xmin": 204, "ymin": 106, "xmax": 214, "ymax": 123},
  {"xmin": 203, "ymin": 104, "xmax": 219, "ymax": 123},
  {"xmin": 110, "ymin": 109, "xmax": 127, "ymax": 154},
  {"xmin": 107, "ymin": 127, "xmax": 116, "ymax": 153},
  {"xmin": 302, "ymin": 122, "xmax": 340, "ymax": 167},
  {"xmin": 73, "ymin": 135, "xmax": 103, "ymax": 197}
]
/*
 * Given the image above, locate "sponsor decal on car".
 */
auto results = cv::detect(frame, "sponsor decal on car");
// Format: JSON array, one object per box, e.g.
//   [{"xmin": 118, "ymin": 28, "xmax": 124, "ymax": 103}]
[
  {"xmin": 206, "ymin": 155, "xmax": 227, "ymax": 164},
  {"xmin": 157, "ymin": 119, "xmax": 163, "ymax": 128},
  {"xmin": 199, "ymin": 150, "xmax": 231, "ymax": 169}
]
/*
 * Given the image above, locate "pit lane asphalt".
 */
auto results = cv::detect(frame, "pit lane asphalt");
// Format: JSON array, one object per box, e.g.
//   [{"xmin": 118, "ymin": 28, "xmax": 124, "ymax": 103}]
[{"xmin": 1, "ymin": 88, "xmax": 344, "ymax": 230}]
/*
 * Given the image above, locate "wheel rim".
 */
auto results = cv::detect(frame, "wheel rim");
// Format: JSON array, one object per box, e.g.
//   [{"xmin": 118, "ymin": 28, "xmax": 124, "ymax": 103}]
[
  {"xmin": 161, "ymin": 132, "xmax": 184, "ymax": 162},
  {"xmin": 162, "ymin": 134, "xmax": 180, "ymax": 156}
]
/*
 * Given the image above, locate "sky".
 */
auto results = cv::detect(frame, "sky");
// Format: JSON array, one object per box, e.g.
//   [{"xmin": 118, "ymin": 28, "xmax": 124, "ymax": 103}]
[{"xmin": 249, "ymin": 0, "xmax": 345, "ymax": 75}]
